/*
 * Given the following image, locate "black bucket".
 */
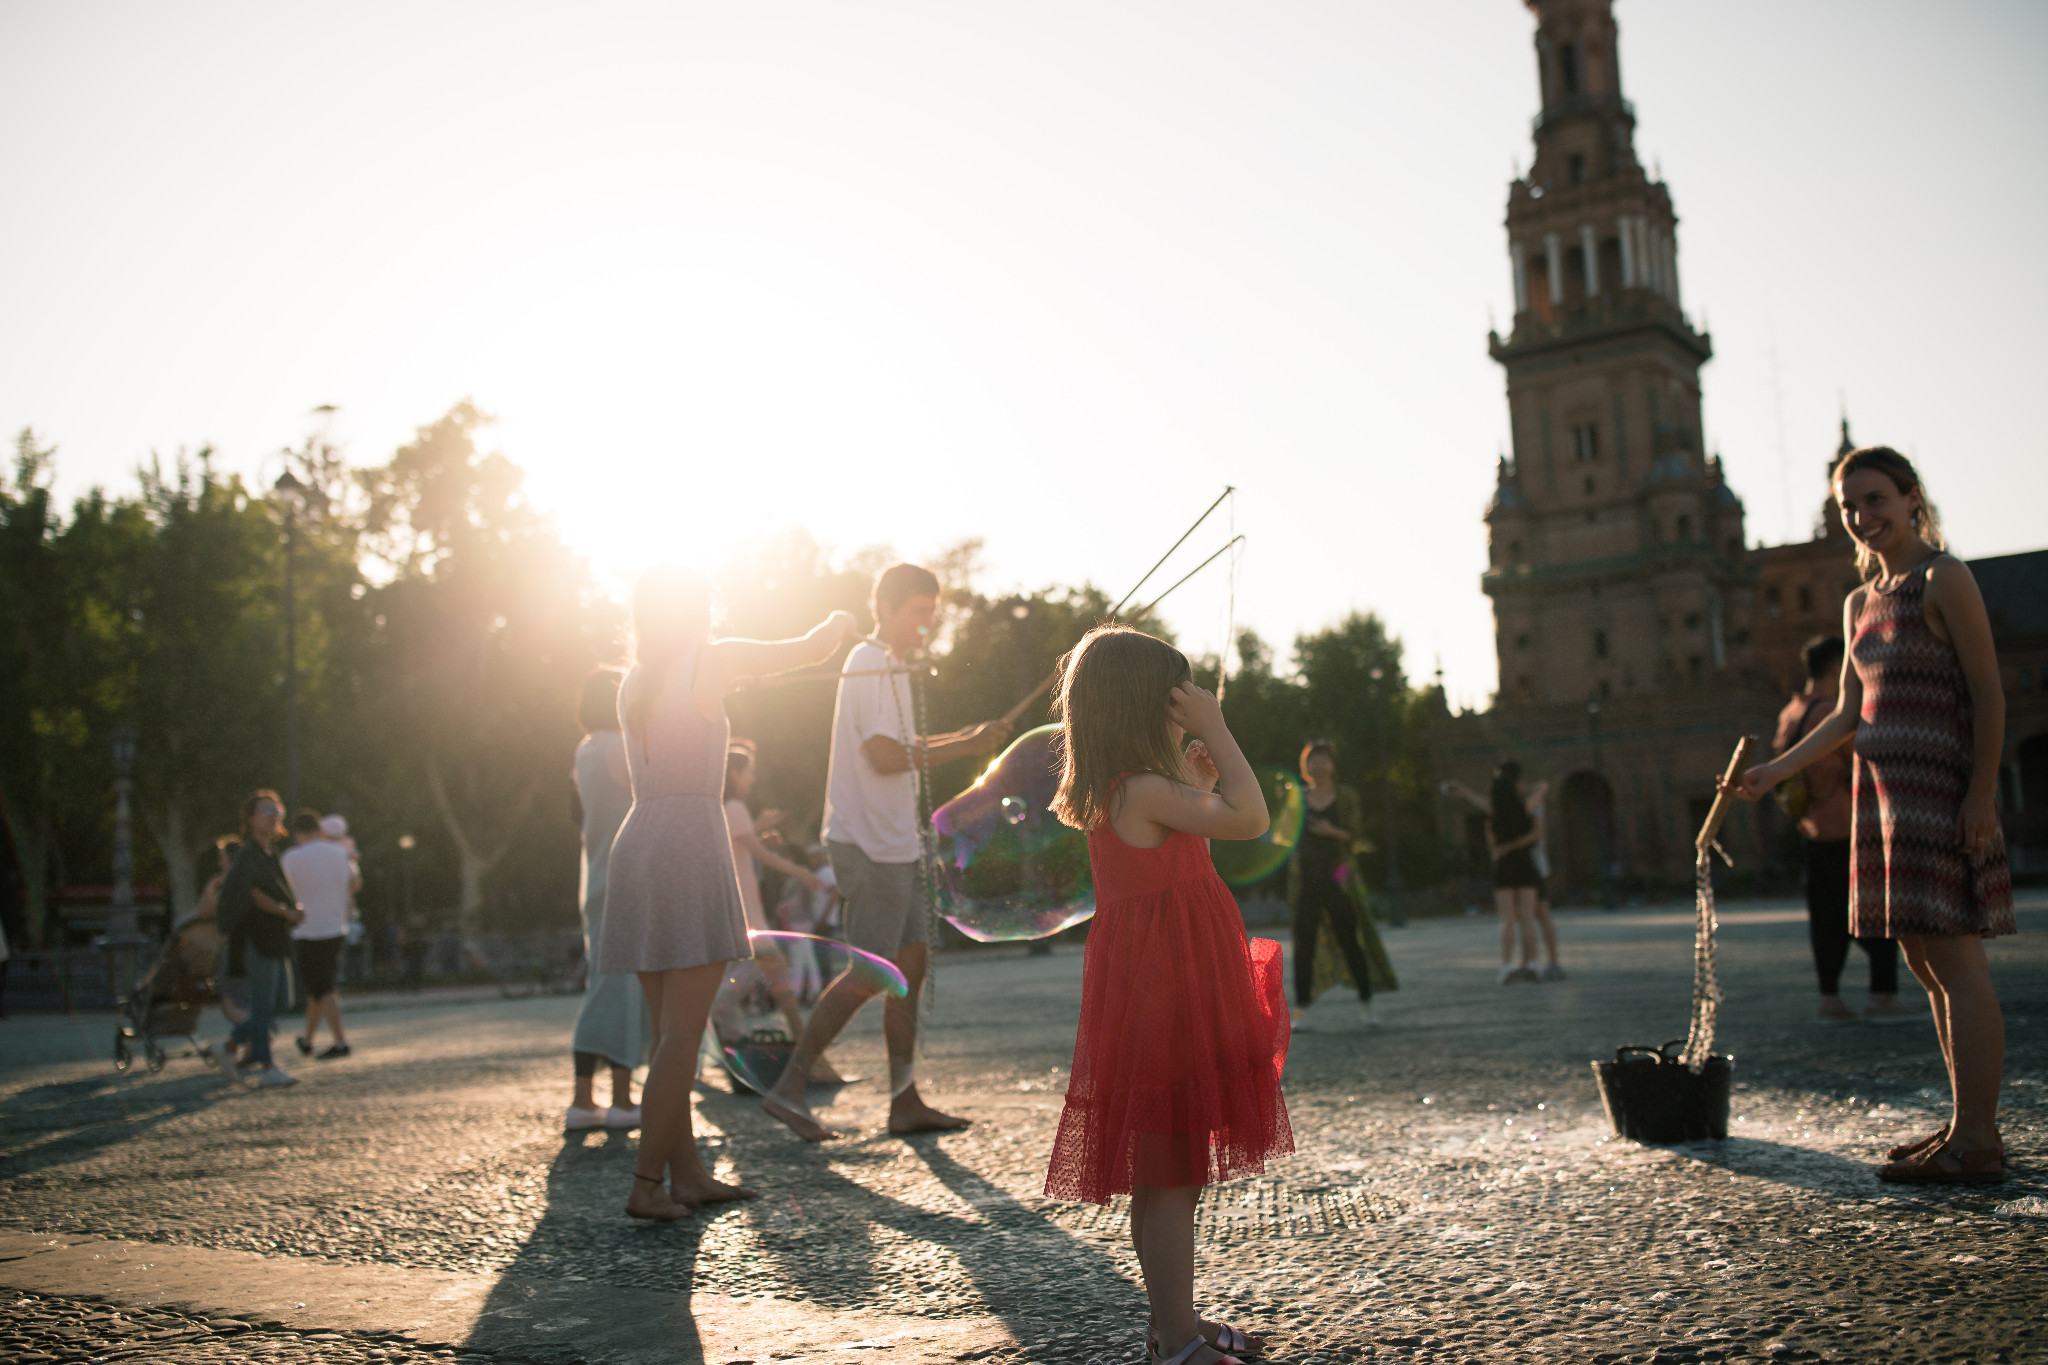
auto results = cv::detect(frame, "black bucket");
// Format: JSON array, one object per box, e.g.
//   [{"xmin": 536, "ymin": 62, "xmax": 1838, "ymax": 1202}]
[{"xmin": 1591, "ymin": 1038, "xmax": 1733, "ymax": 1143}]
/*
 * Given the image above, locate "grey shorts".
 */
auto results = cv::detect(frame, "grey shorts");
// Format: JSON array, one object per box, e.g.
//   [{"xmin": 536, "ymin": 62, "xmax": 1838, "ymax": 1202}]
[{"xmin": 827, "ymin": 840, "xmax": 926, "ymax": 958}]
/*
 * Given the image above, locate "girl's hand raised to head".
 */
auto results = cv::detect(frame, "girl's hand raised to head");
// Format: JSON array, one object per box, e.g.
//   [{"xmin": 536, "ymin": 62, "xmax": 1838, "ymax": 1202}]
[
  {"xmin": 1165, "ymin": 681, "xmax": 1225, "ymax": 740},
  {"xmin": 1184, "ymin": 738, "xmax": 1219, "ymax": 792}
]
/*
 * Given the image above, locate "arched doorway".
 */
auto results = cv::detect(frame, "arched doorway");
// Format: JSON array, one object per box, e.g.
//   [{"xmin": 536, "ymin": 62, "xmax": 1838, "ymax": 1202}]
[{"xmin": 1558, "ymin": 770, "xmax": 1616, "ymax": 903}]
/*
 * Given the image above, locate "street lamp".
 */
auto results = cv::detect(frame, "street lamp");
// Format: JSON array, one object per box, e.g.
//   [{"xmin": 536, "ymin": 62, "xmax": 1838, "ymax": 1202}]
[
  {"xmin": 96, "ymin": 720, "xmax": 147, "ymax": 999},
  {"xmin": 273, "ymin": 469, "xmax": 308, "ymax": 812},
  {"xmin": 1370, "ymin": 667, "xmax": 1406, "ymax": 927}
]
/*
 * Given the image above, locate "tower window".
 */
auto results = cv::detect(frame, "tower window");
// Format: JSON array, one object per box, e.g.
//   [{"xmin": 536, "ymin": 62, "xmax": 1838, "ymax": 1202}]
[
  {"xmin": 1516, "ymin": 633, "xmax": 1533, "ymax": 652},
  {"xmin": 1599, "ymin": 678, "xmax": 1612, "ymax": 699},
  {"xmin": 1571, "ymin": 423, "xmax": 1599, "ymax": 462},
  {"xmin": 1568, "ymin": 154, "xmax": 1586, "ymax": 185},
  {"xmin": 1766, "ymin": 586, "xmax": 1782, "ymax": 619},
  {"xmin": 1797, "ymin": 585, "xmax": 1814, "ymax": 613},
  {"xmin": 1593, "ymin": 629, "xmax": 1609, "ymax": 659},
  {"xmin": 1684, "ymin": 612, "xmax": 1701, "ymax": 630},
  {"xmin": 1559, "ymin": 42, "xmax": 1580, "ymax": 95},
  {"xmin": 1583, "ymin": 476, "xmax": 1595, "ymax": 495},
  {"xmin": 1688, "ymin": 655, "xmax": 1703, "ymax": 681},
  {"xmin": 1510, "ymin": 539, "xmax": 1524, "ymax": 561},
  {"xmin": 1676, "ymin": 514, "xmax": 1693, "ymax": 541}
]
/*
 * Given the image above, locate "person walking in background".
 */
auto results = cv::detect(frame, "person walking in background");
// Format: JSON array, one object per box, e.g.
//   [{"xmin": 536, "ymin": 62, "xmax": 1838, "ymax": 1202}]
[
  {"xmin": 196, "ymin": 837, "xmax": 249, "ymax": 1048},
  {"xmin": 566, "ymin": 667, "xmax": 647, "ymax": 1135},
  {"xmin": 761, "ymin": 563, "xmax": 1012, "ymax": 1143},
  {"xmin": 720, "ymin": 740, "xmax": 843, "ymax": 1076},
  {"xmin": 1287, "ymin": 741, "xmax": 1395, "ymax": 1030},
  {"xmin": 207, "ymin": 790, "xmax": 305, "ymax": 1088},
  {"xmin": 1736, "ymin": 447, "xmax": 2014, "ymax": 1184},
  {"xmin": 598, "ymin": 563, "xmax": 857, "ymax": 1219},
  {"xmin": 1443, "ymin": 774, "xmax": 1565, "ymax": 980},
  {"xmin": 1773, "ymin": 634, "xmax": 1910, "ymax": 1025},
  {"xmin": 283, "ymin": 809, "xmax": 359, "ymax": 1059}
]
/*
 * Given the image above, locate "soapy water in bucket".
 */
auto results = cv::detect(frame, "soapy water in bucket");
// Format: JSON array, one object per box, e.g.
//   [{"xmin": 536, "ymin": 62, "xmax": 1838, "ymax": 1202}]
[{"xmin": 931, "ymin": 724, "xmax": 1096, "ymax": 943}]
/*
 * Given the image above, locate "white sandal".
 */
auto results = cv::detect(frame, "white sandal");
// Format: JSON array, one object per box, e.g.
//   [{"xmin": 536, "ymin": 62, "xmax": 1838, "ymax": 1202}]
[
  {"xmin": 1148, "ymin": 1322, "xmax": 1259, "ymax": 1358},
  {"xmin": 1153, "ymin": 1335, "xmax": 1243, "ymax": 1365}
]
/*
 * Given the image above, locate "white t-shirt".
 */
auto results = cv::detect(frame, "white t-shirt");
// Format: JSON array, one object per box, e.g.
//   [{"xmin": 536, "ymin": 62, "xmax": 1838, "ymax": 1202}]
[
  {"xmin": 821, "ymin": 639, "xmax": 921, "ymax": 863},
  {"xmin": 282, "ymin": 839, "xmax": 357, "ymax": 941}
]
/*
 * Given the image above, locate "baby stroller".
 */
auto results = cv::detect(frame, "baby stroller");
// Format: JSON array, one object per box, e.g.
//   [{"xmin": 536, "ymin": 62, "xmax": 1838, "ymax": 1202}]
[{"xmin": 113, "ymin": 914, "xmax": 223, "ymax": 1072}]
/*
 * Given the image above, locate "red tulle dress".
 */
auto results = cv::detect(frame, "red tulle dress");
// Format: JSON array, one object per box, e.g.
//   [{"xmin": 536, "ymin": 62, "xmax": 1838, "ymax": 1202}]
[{"xmin": 1043, "ymin": 811, "xmax": 1293, "ymax": 1205}]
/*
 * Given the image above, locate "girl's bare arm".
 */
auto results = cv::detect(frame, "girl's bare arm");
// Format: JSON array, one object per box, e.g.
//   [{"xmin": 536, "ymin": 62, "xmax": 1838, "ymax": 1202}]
[
  {"xmin": 695, "ymin": 610, "xmax": 858, "ymax": 716},
  {"xmin": 1113, "ymin": 684, "xmax": 1269, "ymax": 845},
  {"xmin": 1737, "ymin": 590, "xmax": 1866, "ymax": 798}
]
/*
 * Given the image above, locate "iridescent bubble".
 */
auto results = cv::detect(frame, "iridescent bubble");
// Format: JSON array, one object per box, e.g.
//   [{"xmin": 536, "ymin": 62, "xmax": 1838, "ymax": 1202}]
[
  {"xmin": 750, "ymin": 930, "xmax": 908, "ymax": 997},
  {"xmin": 706, "ymin": 934, "xmax": 908, "ymax": 1094},
  {"xmin": 1210, "ymin": 765, "xmax": 1306, "ymax": 887},
  {"xmin": 932, "ymin": 723, "xmax": 1096, "ymax": 942}
]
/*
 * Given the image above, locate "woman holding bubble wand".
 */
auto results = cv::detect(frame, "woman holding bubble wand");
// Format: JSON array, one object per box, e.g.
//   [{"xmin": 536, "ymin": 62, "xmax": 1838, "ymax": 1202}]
[
  {"xmin": 1044, "ymin": 625, "xmax": 1291, "ymax": 1365},
  {"xmin": 1728, "ymin": 447, "xmax": 2014, "ymax": 1184},
  {"xmin": 598, "ymin": 564, "xmax": 857, "ymax": 1220}
]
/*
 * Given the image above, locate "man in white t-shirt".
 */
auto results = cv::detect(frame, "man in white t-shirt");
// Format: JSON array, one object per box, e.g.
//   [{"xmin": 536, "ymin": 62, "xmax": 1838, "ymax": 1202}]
[
  {"xmin": 282, "ymin": 810, "xmax": 361, "ymax": 1059},
  {"xmin": 763, "ymin": 563, "xmax": 1012, "ymax": 1142}
]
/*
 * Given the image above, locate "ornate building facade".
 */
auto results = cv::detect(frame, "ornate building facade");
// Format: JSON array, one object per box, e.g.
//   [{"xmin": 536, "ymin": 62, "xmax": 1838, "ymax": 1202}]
[{"xmin": 1434, "ymin": 0, "xmax": 2048, "ymax": 896}]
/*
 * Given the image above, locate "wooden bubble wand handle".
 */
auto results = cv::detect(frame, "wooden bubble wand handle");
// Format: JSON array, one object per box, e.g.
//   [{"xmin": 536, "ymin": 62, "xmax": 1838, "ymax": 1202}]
[{"xmin": 1695, "ymin": 735, "xmax": 1759, "ymax": 856}]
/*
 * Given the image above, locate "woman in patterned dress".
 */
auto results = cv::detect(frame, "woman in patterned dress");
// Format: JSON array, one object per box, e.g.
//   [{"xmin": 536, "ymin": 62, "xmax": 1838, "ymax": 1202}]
[{"xmin": 1736, "ymin": 448, "xmax": 2014, "ymax": 1184}]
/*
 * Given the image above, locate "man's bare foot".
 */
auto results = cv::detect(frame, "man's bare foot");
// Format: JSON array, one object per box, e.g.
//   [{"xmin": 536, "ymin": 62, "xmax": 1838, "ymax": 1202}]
[
  {"xmin": 889, "ymin": 1096, "xmax": 972, "ymax": 1135},
  {"xmin": 669, "ymin": 1172, "xmax": 758, "ymax": 1206},
  {"xmin": 625, "ymin": 1176, "xmax": 689, "ymax": 1221},
  {"xmin": 762, "ymin": 1088, "xmax": 838, "ymax": 1142}
]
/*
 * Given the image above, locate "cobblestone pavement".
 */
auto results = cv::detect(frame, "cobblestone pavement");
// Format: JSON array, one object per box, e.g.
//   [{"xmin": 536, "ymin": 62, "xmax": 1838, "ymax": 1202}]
[{"xmin": 3, "ymin": 894, "xmax": 2045, "ymax": 1364}]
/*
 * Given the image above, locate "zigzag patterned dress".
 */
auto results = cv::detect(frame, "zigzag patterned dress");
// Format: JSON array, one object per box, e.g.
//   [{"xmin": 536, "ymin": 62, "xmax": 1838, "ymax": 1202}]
[{"xmin": 1848, "ymin": 555, "xmax": 2015, "ymax": 939}]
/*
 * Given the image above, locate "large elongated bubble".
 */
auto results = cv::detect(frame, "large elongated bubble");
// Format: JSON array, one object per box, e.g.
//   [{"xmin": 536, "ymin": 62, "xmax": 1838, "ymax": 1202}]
[
  {"xmin": 1209, "ymin": 765, "xmax": 1307, "ymax": 887},
  {"xmin": 932, "ymin": 724, "xmax": 1096, "ymax": 942},
  {"xmin": 707, "ymin": 933, "xmax": 909, "ymax": 1094}
]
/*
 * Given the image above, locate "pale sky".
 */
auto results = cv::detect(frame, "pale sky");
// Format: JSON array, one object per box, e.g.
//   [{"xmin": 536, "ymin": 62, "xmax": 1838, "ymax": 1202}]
[{"xmin": 3, "ymin": 1, "xmax": 2043, "ymax": 709}]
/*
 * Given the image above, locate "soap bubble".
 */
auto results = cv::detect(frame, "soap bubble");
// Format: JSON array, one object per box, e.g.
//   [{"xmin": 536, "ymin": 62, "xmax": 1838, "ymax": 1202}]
[
  {"xmin": 1209, "ymin": 765, "xmax": 1306, "ymax": 887},
  {"xmin": 750, "ymin": 930, "xmax": 908, "ymax": 997},
  {"xmin": 932, "ymin": 724, "xmax": 1095, "ymax": 942},
  {"xmin": 706, "ymin": 933, "xmax": 909, "ymax": 1094}
]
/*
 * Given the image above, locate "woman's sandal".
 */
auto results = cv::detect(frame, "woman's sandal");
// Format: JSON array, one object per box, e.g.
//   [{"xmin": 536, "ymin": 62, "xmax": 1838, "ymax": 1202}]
[
  {"xmin": 1875, "ymin": 1141, "xmax": 2004, "ymax": 1185},
  {"xmin": 1886, "ymin": 1124, "xmax": 1948, "ymax": 1162},
  {"xmin": 1148, "ymin": 1322, "xmax": 1261, "ymax": 1359},
  {"xmin": 626, "ymin": 1172, "xmax": 688, "ymax": 1221},
  {"xmin": 1153, "ymin": 1335, "xmax": 1245, "ymax": 1365}
]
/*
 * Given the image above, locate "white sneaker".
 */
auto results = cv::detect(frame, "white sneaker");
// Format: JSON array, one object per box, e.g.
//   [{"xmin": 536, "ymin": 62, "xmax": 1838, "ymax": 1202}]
[
  {"xmin": 1292, "ymin": 1012, "xmax": 1321, "ymax": 1033},
  {"xmin": 564, "ymin": 1105, "xmax": 606, "ymax": 1132},
  {"xmin": 256, "ymin": 1065, "xmax": 298, "ymax": 1088},
  {"xmin": 603, "ymin": 1105, "xmax": 642, "ymax": 1129},
  {"xmin": 1497, "ymin": 963, "xmax": 1523, "ymax": 986},
  {"xmin": 204, "ymin": 1042, "xmax": 241, "ymax": 1081}
]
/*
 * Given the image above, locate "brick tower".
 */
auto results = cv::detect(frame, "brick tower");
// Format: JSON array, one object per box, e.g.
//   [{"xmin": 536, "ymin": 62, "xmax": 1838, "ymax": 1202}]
[{"xmin": 1441, "ymin": 0, "xmax": 1777, "ymax": 896}]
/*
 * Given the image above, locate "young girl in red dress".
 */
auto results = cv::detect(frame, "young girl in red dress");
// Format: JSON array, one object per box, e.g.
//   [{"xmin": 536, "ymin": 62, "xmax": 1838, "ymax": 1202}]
[{"xmin": 1044, "ymin": 626, "xmax": 1293, "ymax": 1365}]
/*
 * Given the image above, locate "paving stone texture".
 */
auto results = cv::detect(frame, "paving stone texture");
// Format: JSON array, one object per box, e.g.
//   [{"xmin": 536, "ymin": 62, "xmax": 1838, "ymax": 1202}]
[{"xmin": 2, "ymin": 895, "xmax": 2045, "ymax": 1364}]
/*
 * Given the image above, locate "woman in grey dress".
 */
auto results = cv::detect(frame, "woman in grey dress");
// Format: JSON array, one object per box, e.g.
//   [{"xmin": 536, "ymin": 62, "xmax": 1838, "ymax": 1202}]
[
  {"xmin": 565, "ymin": 667, "xmax": 647, "ymax": 1132},
  {"xmin": 600, "ymin": 563, "xmax": 855, "ymax": 1220}
]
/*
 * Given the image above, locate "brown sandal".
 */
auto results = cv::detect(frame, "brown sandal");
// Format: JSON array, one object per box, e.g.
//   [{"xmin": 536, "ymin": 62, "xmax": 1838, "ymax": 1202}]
[
  {"xmin": 1876, "ymin": 1142, "xmax": 2003, "ymax": 1185},
  {"xmin": 1886, "ymin": 1124, "xmax": 1949, "ymax": 1162}
]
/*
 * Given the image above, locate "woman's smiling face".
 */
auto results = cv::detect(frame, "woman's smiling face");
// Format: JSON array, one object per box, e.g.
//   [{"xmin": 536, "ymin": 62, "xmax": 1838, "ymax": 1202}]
[{"xmin": 1837, "ymin": 467, "xmax": 1922, "ymax": 558}]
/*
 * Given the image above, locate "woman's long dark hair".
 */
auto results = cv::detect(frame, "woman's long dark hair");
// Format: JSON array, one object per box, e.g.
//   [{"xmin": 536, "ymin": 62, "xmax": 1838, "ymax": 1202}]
[
  {"xmin": 1489, "ymin": 762, "xmax": 1530, "ymax": 842},
  {"xmin": 238, "ymin": 789, "xmax": 283, "ymax": 842},
  {"xmin": 624, "ymin": 565, "xmax": 713, "ymax": 736}
]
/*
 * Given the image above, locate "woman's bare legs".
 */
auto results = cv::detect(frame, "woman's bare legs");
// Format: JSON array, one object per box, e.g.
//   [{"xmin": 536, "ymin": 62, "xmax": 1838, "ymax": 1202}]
[
  {"xmin": 631, "ymin": 964, "xmax": 755, "ymax": 1217},
  {"xmin": 1531, "ymin": 897, "xmax": 1561, "ymax": 968},
  {"xmin": 1494, "ymin": 887, "xmax": 1538, "ymax": 969},
  {"xmin": 609, "ymin": 1064, "xmax": 635, "ymax": 1109},
  {"xmin": 1902, "ymin": 934, "xmax": 2003, "ymax": 1153}
]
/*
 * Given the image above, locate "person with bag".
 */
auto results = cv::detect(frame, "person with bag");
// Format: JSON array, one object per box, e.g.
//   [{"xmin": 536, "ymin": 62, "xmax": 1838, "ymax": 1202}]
[
  {"xmin": 205, "ymin": 789, "xmax": 305, "ymax": 1088},
  {"xmin": 1773, "ymin": 634, "xmax": 1909, "ymax": 1025},
  {"xmin": 1286, "ymin": 741, "xmax": 1397, "ymax": 1029}
]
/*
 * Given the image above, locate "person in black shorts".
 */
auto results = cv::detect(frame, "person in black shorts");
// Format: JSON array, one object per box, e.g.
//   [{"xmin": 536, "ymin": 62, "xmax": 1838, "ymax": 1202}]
[{"xmin": 1487, "ymin": 762, "xmax": 1543, "ymax": 985}]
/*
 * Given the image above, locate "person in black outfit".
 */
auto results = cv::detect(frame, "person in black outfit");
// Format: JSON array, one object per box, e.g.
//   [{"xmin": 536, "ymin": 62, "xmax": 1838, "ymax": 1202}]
[
  {"xmin": 1487, "ymin": 762, "xmax": 1543, "ymax": 985},
  {"xmin": 208, "ymin": 789, "xmax": 306, "ymax": 1087},
  {"xmin": 1288, "ymin": 741, "xmax": 1393, "ymax": 1029}
]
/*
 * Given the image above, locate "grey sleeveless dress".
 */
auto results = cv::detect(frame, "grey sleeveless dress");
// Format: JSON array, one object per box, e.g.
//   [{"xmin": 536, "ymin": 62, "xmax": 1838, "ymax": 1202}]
[
  {"xmin": 571, "ymin": 730, "xmax": 649, "ymax": 1067},
  {"xmin": 596, "ymin": 651, "xmax": 752, "ymax": 974}
]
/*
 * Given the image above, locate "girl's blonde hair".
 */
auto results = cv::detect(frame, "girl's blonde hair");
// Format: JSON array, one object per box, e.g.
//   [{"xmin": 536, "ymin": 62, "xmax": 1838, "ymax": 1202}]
[
  {"xmin": 1833, "ymin": 446, "xmax": 1946, "ymax": 579},
  {"xmin": 1049, "ymin": 625, "xmax": 1193, "ymax": 831}
]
